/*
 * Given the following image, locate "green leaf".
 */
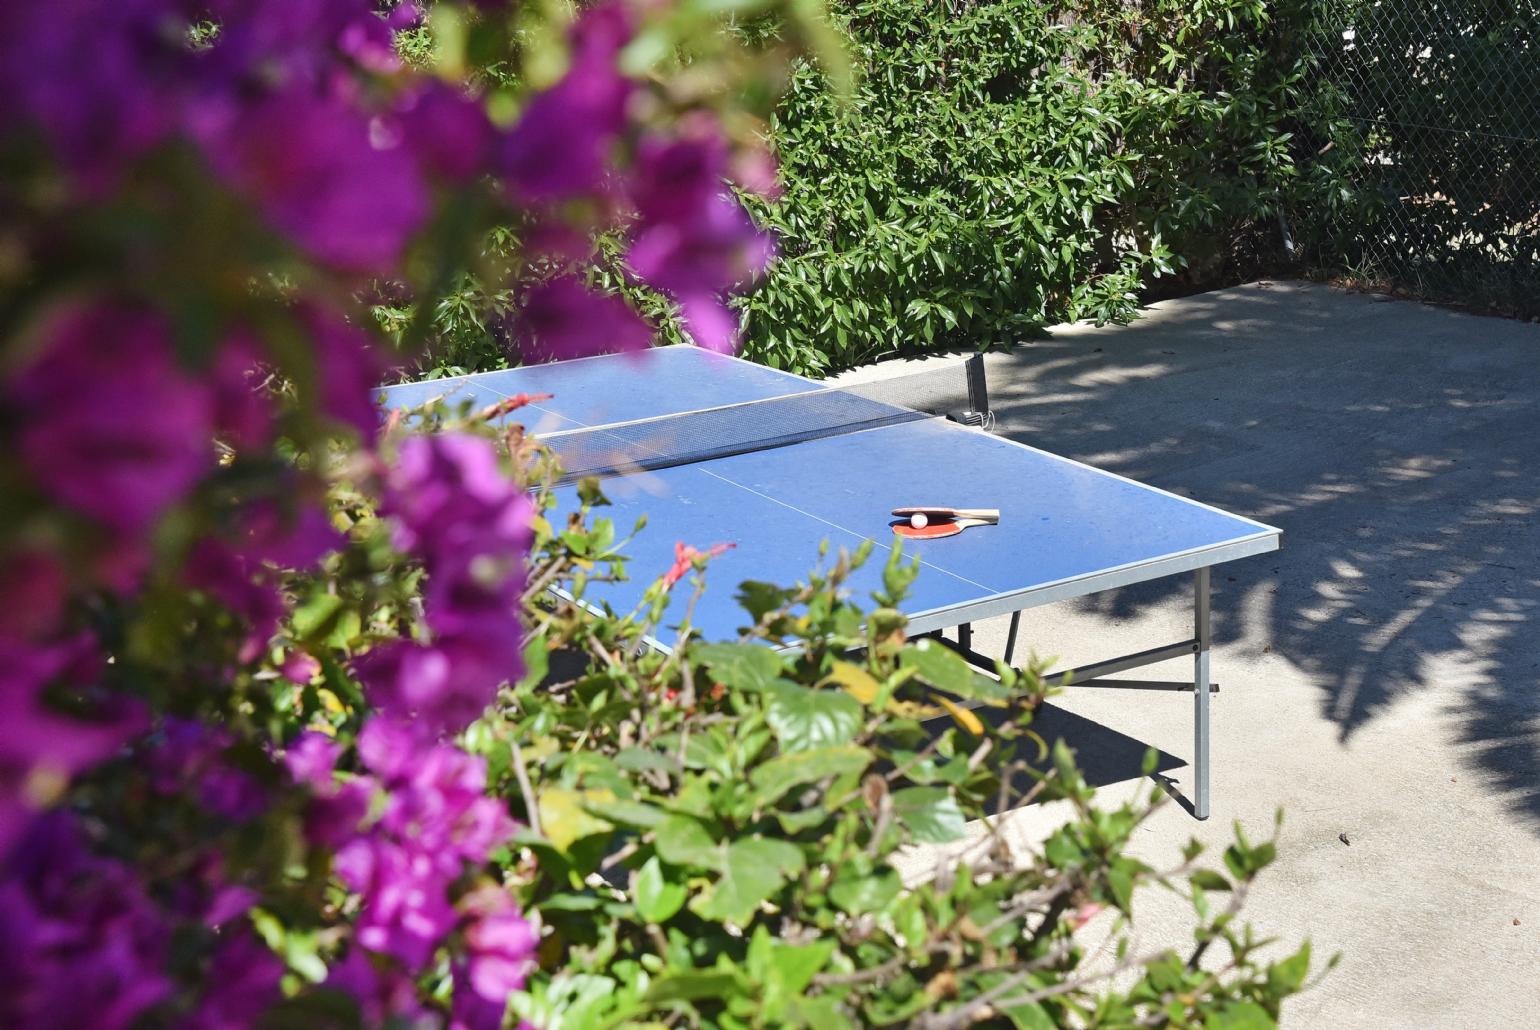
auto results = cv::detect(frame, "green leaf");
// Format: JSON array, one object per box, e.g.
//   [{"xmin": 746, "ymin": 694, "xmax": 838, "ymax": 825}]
[
  {"xmin": 634, "ymin": 856, "xmax": 687, "ymax": 923},
  {"xmin": 653, "ymin": 814, "xmax": 722, "ymax": 870},
  {"xmin": 899, "ymin": 640, "xmax": 1008, "ymax": 701},
  {"xmin": 586, "ymin": 798, "xmax": 669, "ymax": 829},
  {"xmin": 693, "ymin": 837, "xmax": 806, "ymax": 925},
  {"xmin": 693, "ymin": 643, "xmax": 785, "ymax": 693},
  {"xmin": 828, "ymin": 867, "xmax": 902, "ymax": 914},
  {"xmin": 290, "ymin": 592, "xmax": 343, "ymax": 642},
  {"xmin": 736, "ymin": 580, "xmax": 793, "ymax": 622},
  {"xmin": 1107, "ymin": 864, "xmax": 1134, "ymax": 912},
  {"xmin": 767, "ymin": 684, "xmax": 863, "ymax": 752},
  {"xmin": 1205, "ymin": 1001, "xmax": 1278, "ymax": 1030},
  {"xmin": 515, "ymin": 631, "xmax": 550, "ymax": 691},
  {"xmin": 1190, "ymin": 869, "xmax": 1232, "ymax": 892},
  {"xmin": 644, "ymin": 970, "xmax": 743, "ymax": 1003},
  {"xmin": 823, "ymin": 659, "xmax": 881, "ymax": 705},
  {"xmin": 615, "ymin": 747, "xmax": 676, "ymax": 774},
  {"xmin": 767, "ymin": 938, "xmax": 837, "ymax": 995},
  {"xmin": 892, "ymin": 786, "xmax": 967, "ymax": 844},
  {"xmin": 1267, "ymin": 942, "xmax": 1312, "ymax": 995},
  {"xmin": 750, "ymin": 745, "xmax": 872, "ymax": 805},
  {"xmin": 538, "ymin": 788, "xmax": 614, "ymax": 853}
]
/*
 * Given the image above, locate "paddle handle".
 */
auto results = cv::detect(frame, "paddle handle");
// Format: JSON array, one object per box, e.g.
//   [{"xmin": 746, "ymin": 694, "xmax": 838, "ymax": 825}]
[{"xmin": 952, "ymin": 508, "xmax": 999, "ymax": 523}]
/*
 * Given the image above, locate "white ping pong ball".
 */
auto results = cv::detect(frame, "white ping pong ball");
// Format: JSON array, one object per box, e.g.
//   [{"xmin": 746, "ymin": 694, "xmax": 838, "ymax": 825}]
[{"xmin": 910, "ymin": 513, "xmax": 928, "ymax": 529}]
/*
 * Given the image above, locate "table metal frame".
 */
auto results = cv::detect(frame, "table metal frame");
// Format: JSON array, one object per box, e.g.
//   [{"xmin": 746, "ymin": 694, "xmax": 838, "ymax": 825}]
[{"xmin": 924, "ymin": 566, "xmax": 1219, "ymax": 819}]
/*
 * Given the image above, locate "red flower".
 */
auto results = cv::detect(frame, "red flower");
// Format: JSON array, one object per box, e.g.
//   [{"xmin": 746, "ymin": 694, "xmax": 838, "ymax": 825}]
[{"xmin": 661, "ymin": 540, "xmax": 735, "ymax": 589}]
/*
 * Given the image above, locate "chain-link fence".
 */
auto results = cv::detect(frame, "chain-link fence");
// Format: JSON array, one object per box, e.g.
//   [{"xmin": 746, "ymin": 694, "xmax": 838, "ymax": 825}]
[{"xmin": 1317, "ymin": 1, "xmax": 1539, "ymax": 317}]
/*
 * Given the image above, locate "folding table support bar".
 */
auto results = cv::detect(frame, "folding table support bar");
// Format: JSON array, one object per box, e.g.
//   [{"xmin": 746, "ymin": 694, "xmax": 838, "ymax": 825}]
[{"xmin": 931, "ymin": 567, "xmax": 1217, "ymax": 819}]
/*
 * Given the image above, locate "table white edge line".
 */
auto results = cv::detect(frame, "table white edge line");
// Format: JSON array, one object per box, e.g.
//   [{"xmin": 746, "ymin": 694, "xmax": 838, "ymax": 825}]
[
  {"xmin": 374, "ymin": 346, "xmax": 671, "ymax": 395},
  {"xmin": 375, "ymin": 377, "xmax": 576, "ymax": 428},
  {"xmin": 914, "ymin": 414, "xmax": 1282, "ymax": 537},
  {"xmin": 903, "ymin": 529, "xmax": 1281, "ymax": 631}
]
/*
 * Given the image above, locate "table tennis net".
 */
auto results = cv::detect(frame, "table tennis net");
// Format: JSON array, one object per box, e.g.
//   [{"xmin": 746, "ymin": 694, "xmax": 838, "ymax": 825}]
[{"xmin": 543, "ymin": 364, "xmax": 981, "ymax": 486}]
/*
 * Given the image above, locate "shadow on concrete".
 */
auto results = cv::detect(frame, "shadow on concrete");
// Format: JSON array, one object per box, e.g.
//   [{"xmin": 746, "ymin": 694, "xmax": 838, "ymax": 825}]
[
  {"xmin": 921, "ymin": 703, "xmax": 1187, "ymax": 815},
  {"xmin": 966, "ymin": 282, "xmax": 1540, "ymax": 829}
]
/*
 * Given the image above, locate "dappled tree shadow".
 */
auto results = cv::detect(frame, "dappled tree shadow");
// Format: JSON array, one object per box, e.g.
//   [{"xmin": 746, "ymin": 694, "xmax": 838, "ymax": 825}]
[{"xmin": 964, "ymin": 282, "xmax": 1540, "ymax": 828}]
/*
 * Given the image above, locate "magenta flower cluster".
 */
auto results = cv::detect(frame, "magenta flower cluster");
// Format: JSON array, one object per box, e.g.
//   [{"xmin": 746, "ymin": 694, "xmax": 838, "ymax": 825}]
[
  {"xmin": 1, "ymin": 0, "xmax": 779, "ymax": 1024},
  {"xmin": 358, "ymin": 433, "xmax": 534, "ymax": 736},
  {"xmin": 0, "ymin": 814, "xmax": 173, "ymax": 1029},
  {"xmin": 288, "ymin": 723, "xmax": 536, "ymax": 1030}
]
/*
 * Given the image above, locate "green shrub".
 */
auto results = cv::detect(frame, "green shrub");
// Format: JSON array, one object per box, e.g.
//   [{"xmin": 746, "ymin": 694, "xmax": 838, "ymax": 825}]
[
  {"xmin": 739, "ymin": 0, "xmax": 1355, "ymax": 374},
  {"xmin": 395, "ymin": 1, "xmax": 1355, "ymax": 379}
]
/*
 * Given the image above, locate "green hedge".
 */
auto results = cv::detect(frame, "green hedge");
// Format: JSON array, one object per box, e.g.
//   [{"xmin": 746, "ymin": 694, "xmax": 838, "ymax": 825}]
[
  {"xmin": 400, "ymin": 0, "xmax": 1355, "ymax": 380},
  {"xmin": 738, "ymin": 0, "xmax": 1353, "ymax": 375}
]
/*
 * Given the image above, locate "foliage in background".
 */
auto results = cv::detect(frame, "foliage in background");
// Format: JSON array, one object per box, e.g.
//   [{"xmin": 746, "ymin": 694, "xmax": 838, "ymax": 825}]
[
  {"xmin": 737, "ymin": 0, "xmax": 1358, "ymax": 374},
  {"xmin": 399, "ymin": 0, "xmax": 1357, "ymax": 379},
  {"xmin": 1315, "ymin": 0, "xmax": 1539, "ymax": 318}
]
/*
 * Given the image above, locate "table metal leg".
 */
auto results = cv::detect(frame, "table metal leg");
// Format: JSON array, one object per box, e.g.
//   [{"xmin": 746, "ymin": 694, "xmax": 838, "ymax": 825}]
[
  {"xmin": 1003, "ymin": 611, "xmax": 1020, "ymax": 665},
  {"xmin": 929, "ymin": 565, "xmax": 1221, "ymax": 821},
  {"xmin": 1194, "ymin": 567, "xmax": 1212, "ymax": 820}
]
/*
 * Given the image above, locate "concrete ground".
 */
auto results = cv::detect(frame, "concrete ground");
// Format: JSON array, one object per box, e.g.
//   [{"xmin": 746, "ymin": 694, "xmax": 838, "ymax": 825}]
[{"xmin": 839, "ymin": 282, "xmax": 1540, "ymax": 1026}]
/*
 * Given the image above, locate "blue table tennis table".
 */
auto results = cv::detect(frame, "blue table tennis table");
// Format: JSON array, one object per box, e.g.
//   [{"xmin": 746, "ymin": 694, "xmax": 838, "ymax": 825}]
[{"xmin": 378, "ymin": 346, "xmax": 1280, "ymax": 819}]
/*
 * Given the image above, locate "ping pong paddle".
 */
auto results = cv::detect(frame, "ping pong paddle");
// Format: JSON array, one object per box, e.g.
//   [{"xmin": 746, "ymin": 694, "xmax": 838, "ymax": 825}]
[
  {"xmin": 891, "ymin": 506, "xmax": 1000, "ymax": 524},
  {"xmin": 891, "ymin": 517, "xmax": 995, "ymax": 539}
]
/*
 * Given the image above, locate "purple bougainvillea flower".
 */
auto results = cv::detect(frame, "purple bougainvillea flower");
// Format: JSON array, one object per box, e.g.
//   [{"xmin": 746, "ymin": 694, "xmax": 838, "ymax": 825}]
[
  {"xmin": 199, "ymin": 89, "xmax": 429, "ymax": 272},
  {"xmin": 285, "ymin": 732, "xmax": 374, "ymax": 849},
  {"xmin": 354, "ymin": 714, "xmax": 420, "ymax": 784},
  {"xmin": 234, "ymin": 499, "xmax": 344, "ymax": 571},
  {"xmin": 500, "ymin": 2, "xmax": 634, "ymax": 202},
  {"xmin": 358, "ymin": 434, "xmax": 532, "ymax": 733},
  {"xmin": 280, "ymin": 651, "xmax": 322, "ymax": 685},
  {"xmin": 0, "ymin": 550, "xmax": 68, "ymax": 643},
  {"xmin": 627, "ymin": 191, "xmax": 776, "ymax": 299},
  {"xmin": 0, "ymin": 813, "xmax": 173, "ymax": 1029},
  {"xmin": 353, "ymin": 642, "xmax": 466, "ymax": 734},
  {"xmin": 623, "ymin": 126, "xmax": 776, "ymax": 353},
  {"xmin": 353, "ymin": 627, "xmax": 524, "ymax": 737},
  {"xmin": 384, "ymin": 434, "xmax": 533, "ymax": 566},
  {"xmin": 284, "ymin": 731, "xmax": 344, "ymax": 788},
  {"xmin": 143, "ymin": 719, "xmax": 268, "ymax": 822},
  {"xmin": 302, "ymin": 304, "xmax": 394, "ymax": 436},
  {"xmin": 185, "ymin": 928, "xmax": 286, "ymax": 1029},
  {"xmin": 460, "ymin": 885, "xmax": 539, "ymax": 1002},
  {"xmin": 625, "ymin": 194, "xmax": 775, "ymax": 352},
  {"xmin": 397, "ymin": 84, "xmax": 495, "ymax": 183},
  {"xmin": 327, "ymin": 950, "xmax": 432, "ymax": 1026},
  {"xmin": 0, "ymin": 635, "xmax": 143, "ymax": 858},
  {"xmin": 336, "ymin": 829, "xmax": 456, "ymax": 966},
  {"xmin": 201, "ymin": 881, "xmax": 260, "ymax": 929},
  {"xmin": 201, "ymin": 0, "xmax": 408, "ymax": 86},
  {"xmin": 516, "ymin": 276, "xmax": 653, "ymax": 361},
  {"xmin": 1, "ymin": 0, "xmax": 182, "ymax": 190},
  {"xmin": 184, "ymin": 538, "xmax": 286, "ymax": 664},
  {"xmin": 376, "ymin": 731, "xmax": 516, "ymax": 862},
  {"xmin": 324, "ymin": 719, "xmax": 516, "ymax": 968},
  {"xmin": 731, "ymin": 143, "xmax": 782, "ymax": 198},
  {"xmin": 10, "ymin": 304, "xmax": 214, "ymax": 534},
  {"xmin": 627, "ymin": 128, "xmax": 733, "ymax": 225},
  {"xmin": 676, "ymin": 292, "xmax": 743, "ymax": 354},
  {"xmin": 183, "ymin": 499, "xmax": 340, "ymax": 663}
]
